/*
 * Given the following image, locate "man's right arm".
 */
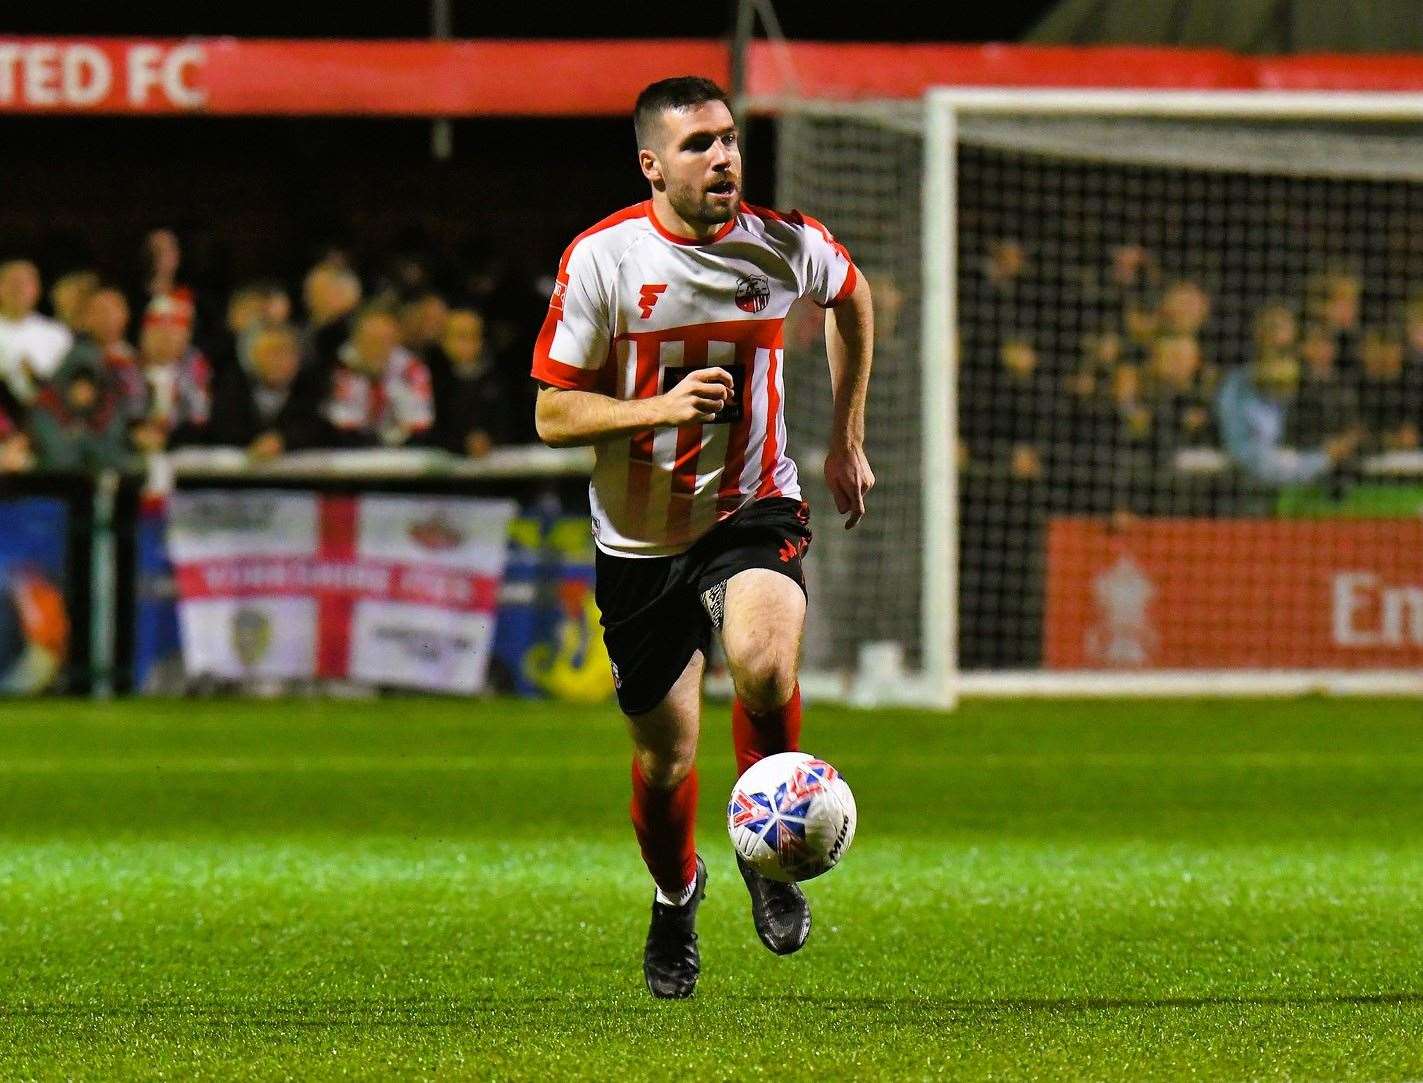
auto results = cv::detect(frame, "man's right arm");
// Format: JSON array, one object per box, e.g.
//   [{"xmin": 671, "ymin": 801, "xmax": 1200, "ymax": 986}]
[{"xmin": 534, "ymin": 369, "xmax": 733, "ymax": 448}]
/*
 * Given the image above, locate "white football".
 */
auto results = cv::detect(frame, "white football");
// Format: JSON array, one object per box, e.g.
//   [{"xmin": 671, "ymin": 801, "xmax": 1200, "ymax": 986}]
[{"xmin": 727, "ymin": 752, "xmax": 857, "ymax": 883}]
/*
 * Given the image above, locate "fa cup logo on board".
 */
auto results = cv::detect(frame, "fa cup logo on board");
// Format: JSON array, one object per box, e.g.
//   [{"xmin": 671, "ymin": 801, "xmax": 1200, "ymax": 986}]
[{"xmin": 735, "ymin": 273, "xmax": 770, "ymax": 314}]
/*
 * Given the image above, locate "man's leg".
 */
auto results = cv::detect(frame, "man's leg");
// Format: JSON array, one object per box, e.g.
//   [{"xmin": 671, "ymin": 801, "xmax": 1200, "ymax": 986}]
[
  {"xmin": 626, "ymin": 650, "xmax": 704, "ymax": 905},
  {"xmin": 719, "ymin": 567, "xmax": 813, "ymax": 955},
  {"xmin": 627, "ymin": 649, "xmax": 709, "ymax": 999},
  {"xmin": 722, "ymin": 568, "xmax": 806, "ymax": 775}
]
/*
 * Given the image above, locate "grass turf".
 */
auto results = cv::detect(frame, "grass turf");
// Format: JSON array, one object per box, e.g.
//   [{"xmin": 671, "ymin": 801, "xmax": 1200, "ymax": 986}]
[{"xmin": 1, "ymin": 697, "xmax": 1422, "ymax": 1080}]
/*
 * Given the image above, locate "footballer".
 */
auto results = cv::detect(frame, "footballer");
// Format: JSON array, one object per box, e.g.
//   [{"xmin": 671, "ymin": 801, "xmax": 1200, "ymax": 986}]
[{"xmin": 531, "ymin": 76, "xmax": 874, "ymax": 999}]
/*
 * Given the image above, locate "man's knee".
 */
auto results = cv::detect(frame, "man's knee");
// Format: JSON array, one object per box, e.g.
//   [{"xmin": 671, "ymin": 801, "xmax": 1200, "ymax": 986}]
[
  {"xmin": 734, "ymin": 648, "xmax": 798, "ymax": 714},
  {"xmin": 633, "ymin": 744, "xmax": 697, "ymax": 789}
]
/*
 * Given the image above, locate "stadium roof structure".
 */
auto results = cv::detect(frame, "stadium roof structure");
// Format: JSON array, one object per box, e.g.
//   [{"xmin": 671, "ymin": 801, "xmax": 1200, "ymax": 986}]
[{"xmin": 1026, "ymin": 0, "xmax": 1423, "ymax": 53}]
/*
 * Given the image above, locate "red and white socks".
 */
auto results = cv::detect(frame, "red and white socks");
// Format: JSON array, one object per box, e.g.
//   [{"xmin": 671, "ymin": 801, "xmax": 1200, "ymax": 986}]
[
  {"xmin": 630, "ymin": 683, "xmax": 803, "ymax": 907},
  {"xmin": 630, "ymin": 759, "xmax": 699, "ymax": 906}
]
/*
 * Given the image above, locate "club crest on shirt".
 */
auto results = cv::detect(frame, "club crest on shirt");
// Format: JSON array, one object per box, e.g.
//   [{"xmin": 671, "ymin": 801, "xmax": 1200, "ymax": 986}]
[{"xmin": 735, "ymin": 273, "xmax": 770, "ymax": 314}]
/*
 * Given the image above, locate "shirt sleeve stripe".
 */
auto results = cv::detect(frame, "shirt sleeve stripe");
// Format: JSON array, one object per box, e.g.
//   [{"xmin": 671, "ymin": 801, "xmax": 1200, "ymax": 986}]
[
  {"xmin": 532, "ymin": 355, "xmax": 603, "ymax": 390},
  {"xmin": 818, "ymin": 262, "xmax": 858, "ymax": 308}
]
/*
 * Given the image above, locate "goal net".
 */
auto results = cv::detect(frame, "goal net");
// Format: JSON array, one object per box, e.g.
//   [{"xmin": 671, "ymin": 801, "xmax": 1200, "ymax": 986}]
[{"xmin": 771, "ymin": 91, "xmax": 1423, "ymax": 704}]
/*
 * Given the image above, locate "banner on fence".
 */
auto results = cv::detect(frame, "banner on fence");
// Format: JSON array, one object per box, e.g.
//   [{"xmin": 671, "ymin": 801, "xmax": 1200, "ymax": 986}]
[
  {"xmin": 167, "ymin": 489, "xmax": 515, "ymax": 693},
  {"xmin": 1045, "ymin": 518, "xmax": 1423, "ymax": 669},
  {"xmin": 0, "ymin": 496, "xmax": 70, "ymax": 694}
]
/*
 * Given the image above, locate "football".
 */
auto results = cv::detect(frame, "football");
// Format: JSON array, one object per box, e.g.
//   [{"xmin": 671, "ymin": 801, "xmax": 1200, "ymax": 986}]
[{"xmin": 726, "ymin": 752, "xmax": 857, "ymax": 883}]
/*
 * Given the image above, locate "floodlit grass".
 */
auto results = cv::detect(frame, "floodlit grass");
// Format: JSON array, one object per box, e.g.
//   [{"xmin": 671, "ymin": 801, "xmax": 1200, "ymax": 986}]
[{"xmin": 2, "ymin": 696, "xmax": 1422, "ymax": 1079}]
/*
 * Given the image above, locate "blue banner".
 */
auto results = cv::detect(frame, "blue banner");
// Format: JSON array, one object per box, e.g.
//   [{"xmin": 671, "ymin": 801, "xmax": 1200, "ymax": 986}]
[{"xmin": 0, "ymin": 497, "xmax": 70, "ymax": 694}]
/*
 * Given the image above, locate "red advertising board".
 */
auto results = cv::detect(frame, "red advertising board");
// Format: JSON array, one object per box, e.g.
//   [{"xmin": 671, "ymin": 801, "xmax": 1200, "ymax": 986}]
[
  {"xmin": 7, "ymin": 38, "xmax": 1423, "ymax": 116},
  {"xmin": 0, "ymin": 39, "xmax": 207, "ymax": 113},
  {"xmin": 1045, "ymin": 518, "xmax": 1423, "ymax": 669}
]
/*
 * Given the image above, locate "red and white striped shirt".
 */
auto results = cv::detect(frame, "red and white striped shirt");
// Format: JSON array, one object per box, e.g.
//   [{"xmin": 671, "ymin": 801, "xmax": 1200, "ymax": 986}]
[{"xmin": 532, "ymin": 200, "xmax": 856, "ymax": 557}]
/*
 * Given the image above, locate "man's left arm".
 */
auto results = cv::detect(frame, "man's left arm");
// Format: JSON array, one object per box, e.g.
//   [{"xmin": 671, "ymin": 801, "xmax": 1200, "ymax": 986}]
[{"xmin": 823, "ymin": 271, "xmax": 875, "ymax": 529}]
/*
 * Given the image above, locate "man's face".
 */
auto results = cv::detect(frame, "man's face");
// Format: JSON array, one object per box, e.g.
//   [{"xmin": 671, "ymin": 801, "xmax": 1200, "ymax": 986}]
[
  {"xmin": 83, "ymin": 290, "xmax": 130, "ymax": 345},
  {"xmin": 1000, "ymin": 339, "xmax": 1036, "ymax": 377},
  {"xmin": 640, "ymin": 100, "xmax": 742, "ymax": 228},
  {"xmin": 251, "ymin": 332, "xmax": 299, "ymax": 388},
  {"xmin": 1363, "ymin": 336, "xmax": 1403, "ymax": 379},
  {"xmin": 228, "ymin": 294, "xmax": 266, "ymax": 336},
  {"xmin": 1160, "ymin": 282, "xmax": 1209, "ymax": 334},
  {"xmin": 1325, "ymin": 281, "xmax": 1360, "ymax": 329},
  {"xmin": 141, "ymin": 321, "xmax": 190, "ymax": 365},
  {"xmin": 402, "ymin": 296, "xmax": 449, "ymax": 349},
  {"xmin": 442, "ymin": 311, "xmax": 484, "ymax": 368},
  {"xmin": 305, "ymin": 270, "xmax": 355, "ymax": 323},
  {"xmin": 146, "ymin": 229, "xmax": 180, "ymax": 278},
  {"xmin": 0, "ymin": 262, "xmax": 40, "ymax": 316},
  {"xmin": 353, "ymin": 315, "xmax": 399, "ymax": 372},
  {"xmin": 1155, "ymin": 340, "xmax": 1201, "ymax": 389},
  {"xmin": 1111, "ymin": 245, "xmax": 1148, "ymax": 284},
  {"xmin": 52, "ymin": 274, "xmax": 97, "ymax": 329},
  {"xmin": 1301, "ymin": 331, "xmax": 1336, "ymax": 374},
  {"xmin": 989, "ymin": 241, "xmax": 1025, "ymax": 281},
  {"xmin": 263, "ymin": 291, "xmax": 292, "ymax": 326}
]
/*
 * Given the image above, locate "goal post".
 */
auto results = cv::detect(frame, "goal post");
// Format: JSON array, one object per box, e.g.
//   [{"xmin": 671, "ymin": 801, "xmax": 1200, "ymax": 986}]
[{"xmin": 767, "ymin": 87, "xmax": 1423, "ymax": 705}]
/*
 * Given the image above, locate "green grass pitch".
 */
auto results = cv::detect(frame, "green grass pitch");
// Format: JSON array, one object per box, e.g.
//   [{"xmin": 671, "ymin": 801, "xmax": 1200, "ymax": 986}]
[{"xmin": 2, "ymin": 696, "xmax": 1423, "ymax": 1080}]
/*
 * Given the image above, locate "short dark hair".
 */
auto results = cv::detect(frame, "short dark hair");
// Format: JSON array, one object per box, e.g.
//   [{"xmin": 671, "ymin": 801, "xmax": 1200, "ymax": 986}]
[{"xmin": 634, "ymin": 76, "xmax": 731, "ymax": 150}]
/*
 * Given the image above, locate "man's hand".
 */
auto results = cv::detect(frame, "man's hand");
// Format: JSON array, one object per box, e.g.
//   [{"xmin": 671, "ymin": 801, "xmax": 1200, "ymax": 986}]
[
  {"xmin": 248, "ymin": 431, "xmax": 284, "ymax": 461},
  {"xmin": 1325, "ymin": 429, "xmax": 1363, "ymax": 463},
  {"xmin": 1010, "ymin": 444, "xmax": 1043, "ymax": 481},
  {"xmin": 657, "ymin": 367, "xmax": 732, "ymax": 425},
  {"xmin": 465, "ymin": 430, "xmax": 494, "ymax": 458},
  {"xmin": 824, "ymin": 443, "xmax": 874, "ymax": 529},
  {"xmin": 0, "ymin": 434, "xmax": 32, "ymax": 473},
  {"xmin": 131, "ymin": 422, "xmax": 167, "ymax": 453}
]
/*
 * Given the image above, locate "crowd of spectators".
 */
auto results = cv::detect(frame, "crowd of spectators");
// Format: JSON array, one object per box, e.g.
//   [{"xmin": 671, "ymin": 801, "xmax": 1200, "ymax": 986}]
[
  {"xmin": 0, "ymin": 229, "xmax": 538, "ymax": 475},
  {"xmin": 960, "ymin": 238, "xmax": 1423, "ymax": 514}
]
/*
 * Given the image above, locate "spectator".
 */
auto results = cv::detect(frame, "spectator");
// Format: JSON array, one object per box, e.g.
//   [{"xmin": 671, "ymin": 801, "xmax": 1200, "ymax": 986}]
[
  {"xmin": 1157, "ymin": 279, "xmax": 1211, "ymax": 337},
  {"xmin": 27, "ymin": 350, "xmax": 130, "ymax": 472},
  {"xmin": 1356, "ymin": 326, "xmax": 1423, "ymax": 451},
  {"xmin": 965, "ymin": 238, "xmax": 1031, "ymax": 378},
  {"xmin": 1107, "ymin": 243, "xmax": 1158, "ymax": 297},
  {"xmin": 1217, "ymin": 354, "xmax": 1360, "ymax": 486},
  {"xmin": 1251, "ymin": 302, "xmax": 1297, "ymax": 361},
  {"xmin": 129, "ymin": 228, "xmax": 212, "ymax": 346},
  {"xmin": 131, "ymin": 293, "xmax": 213, "ymax": 453},
  {"xmin": 216, "ymin": 280, "xmax": 293, "ymax": 378},
  {"xmin": 49, "ymin": 270, "xmax": 99, "ymax": 334},
  {"xmin": 132, "ymin": 229, "xmax": 182, "ymax": 312},
  {"xmin": 427, "ymin": 309, "xmax": 501, "ymax": 457},
  {"xmin": 1292, "ymin": 321, "xmax": 1359, "ymax": 449},
  {"xmin": 963, "ymin": 333, "xmax": 1052, "ymax": 481},
  {"xmin": 317, "ymin": 304, "xmax": 433, "ymax": 448},
  {"xmin": 302, "ymin": 262, "xmax": 362, "ymax": 368},
  {"xmin": 0, "ymin": 259, "xmax": 74, "ymax": 403},
  {"xmin": 1305, "ymin": 270, "xmax": 1362, "ymax": 370},
  {"xmin": 1121, "ymin": 294, "xmax": 1160, "ymax": 362},
  {"xmin": 209, "ymin": 322, "xmax": 321, "ymax": 459},
  {"xmin": 0, "ymin": 402, "xmax": 31, "ymax": 473},
  {"xmin": 399, "ymin": 289, "xmax": 449, "ymax": 359},
  {"xmin": 1051, "ymin": 348, "xmax": 1144, "ymax": 514},
  {"xmin": 1145, "ymin": 333, "xmax": 1216, "ymax": 458},
  {"xmin": 1405, "ymin": 295, "xmax": 1423, "ymax": 367},
  {"xmin": 1073, "ymin": 243, "xmax": 1158, "ymax": 351},
  {"xmin": 78, "ymin": 287, "xmax": 145, "ymax": 423}
]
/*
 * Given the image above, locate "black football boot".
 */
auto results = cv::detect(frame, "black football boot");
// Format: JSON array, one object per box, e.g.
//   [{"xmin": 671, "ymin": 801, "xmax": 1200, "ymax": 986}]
[
  {"xmin": 642, "ymin": 854, "xmax": 708, "ymax": 999},
  {"xmin": 736, "ymin": 855, "xmax": 811, "ymax": 955}
]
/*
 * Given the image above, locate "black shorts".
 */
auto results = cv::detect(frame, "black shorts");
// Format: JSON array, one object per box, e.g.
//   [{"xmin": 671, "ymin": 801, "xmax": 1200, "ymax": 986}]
[{"xmin": 594, "ymin": 497, "xmax": 812, "ymax": 716}]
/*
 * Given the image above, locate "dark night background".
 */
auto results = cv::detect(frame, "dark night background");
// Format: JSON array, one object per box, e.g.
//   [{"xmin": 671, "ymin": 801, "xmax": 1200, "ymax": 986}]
[{"xmin": 0, "ymin": 2, "xmax": 1058, "ymax": 295}]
